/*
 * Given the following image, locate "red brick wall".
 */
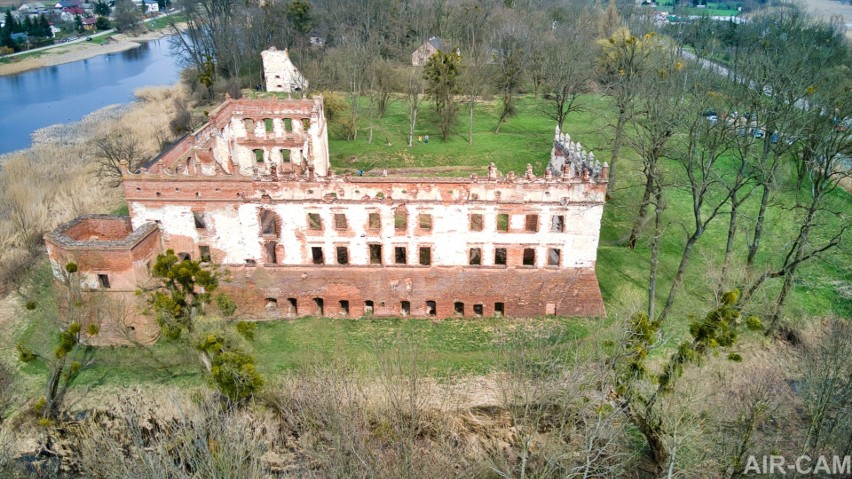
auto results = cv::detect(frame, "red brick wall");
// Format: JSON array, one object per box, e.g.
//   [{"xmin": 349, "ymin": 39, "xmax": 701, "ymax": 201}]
[
  {"xmin": 221, "ymin": 266, "xmax": 606, "ymax": 319},
  {"xmin": 63, "ymin": 217, "xmax": 132, "ymax": 241}
]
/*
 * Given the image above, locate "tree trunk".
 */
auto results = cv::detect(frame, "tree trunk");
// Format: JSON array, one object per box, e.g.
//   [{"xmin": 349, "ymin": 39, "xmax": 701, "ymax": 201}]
[
  {"xmin": 747, "ymin": 173, "xmax": 773, "ymax": 268},
  {"xmin": 624, "ymin": 401, "xmax": 668, "ymax": 474},
  {"xmin": 368, "ymin": 93, "xmax": 374, "ymax": 144},
  {"xmin": 44, "ymin": 359, "xmax": 65, "ymax": 419},
  {"xmin": 658, "ymin": 233, "xmax": 699, "ymax": 324},
  {"xmin": 719, "ymin": 192, "xmax": 741, "ymax": 294},
  {"xmin": 468, "ymin": 100, "xmax": 474, "ymax": 145},
  {"xmin": 767, "ymin": 270, "xmax": 796, "ymax": 334},
  {"xmin": 627, "ymin": 165, "xmax": 655, "ymax": 249},
  {"xmin": 608, "ymin": 110, "xmax": 627, "ymax": 195},
  {"xmin": 648, "ymin": 186, "xmax": 663, "ymax": 321}
]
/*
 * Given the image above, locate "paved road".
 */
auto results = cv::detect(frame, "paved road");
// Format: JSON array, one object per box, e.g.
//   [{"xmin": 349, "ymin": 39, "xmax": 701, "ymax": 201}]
[{"xmin": 3, "ymin": 10, "xmax": 180, "ymax": 59}]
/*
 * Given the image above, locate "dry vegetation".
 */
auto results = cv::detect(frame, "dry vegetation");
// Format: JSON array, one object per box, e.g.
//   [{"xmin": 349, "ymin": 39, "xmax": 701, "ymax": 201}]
[
  {"xmin": 0, "ymin": 85, "xmax": 188, "ymax": 293},
  {"xmin": 0, "ymin": 318, "xmax": 847, "ymax": 478}
]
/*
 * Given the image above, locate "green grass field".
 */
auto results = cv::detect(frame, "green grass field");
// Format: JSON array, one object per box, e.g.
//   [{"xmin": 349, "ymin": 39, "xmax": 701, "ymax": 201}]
[{"xmin": 8, "ymin": 92, "xmax": 850, "ymax": 397}]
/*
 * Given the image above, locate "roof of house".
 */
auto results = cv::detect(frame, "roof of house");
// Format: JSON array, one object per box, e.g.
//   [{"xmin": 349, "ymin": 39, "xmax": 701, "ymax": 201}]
[
  {"xmin": 426, "ymin": 36, "xmax": 444, "ymax": 50},
  {"xmin": 19, "ymin": 2, "xmax": 46, "ymax": 10},
  {"xmin": 81, "ymin": 16, "xmax": 96, "ymax": 24},
  {"xmin": 56, "ymin": 0, "xmax": 83, "ymax": 8}
]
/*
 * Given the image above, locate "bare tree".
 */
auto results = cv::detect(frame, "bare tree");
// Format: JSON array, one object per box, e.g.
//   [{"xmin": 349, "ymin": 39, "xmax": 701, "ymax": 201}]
[
  {"xmin": 459, "ymin": 46, "xmax": 489, "ymax": 145},
  {"xmin": 539, "ymin": 18, "xmax": 595, "ymax": 131},
  {"xmin": 739, "ymin": 100, "xmax": 850, "ymax": 332},
  {"xmin": 597, "ymin": 28, "xmax": 667, "ymax": 196},
  {"xmin": 796, "ymin": 319, "xmax": 852, "ymax": 458},
  {"xmin": 93, "ymin": 127, "xmax": 149, "ymax": 187},
  {"xmin": 406, "ymin": 67, "xmax": 425, "ymax": 147}
]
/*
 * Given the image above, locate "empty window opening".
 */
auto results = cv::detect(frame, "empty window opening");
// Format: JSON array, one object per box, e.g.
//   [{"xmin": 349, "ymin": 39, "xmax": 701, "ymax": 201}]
[
  {"xmin": 419, "ymin": 247, "xmax": 431, "ymax": 266},
  {"xmin": 254, "ymin": 149, "xmax": 264, "ymax": 163},
  {"xmin": 260, "ymin": 209, "xmax": 279, "ymax": 237},
  {"xmin": 339, "ymin": 300, "xmax": 350, "ymax": 316},
  {"xmin": 418, "ymin": 214, "xmax": 432, "ymax": 230},
  {"xmin": 426, "ymin": 300, "xmax": 437, "ymax": 317},
  {"xmin": 314, "ymin": 298, "xmax": 324, "ymax": 316},
  {"xmin": 495, "ymin": 248, "xmax": 507, "ymax": 265},
  {"xmin": 364, "ymin": 300, "xmax": 374, "ymax": 314},
  {"xmin": 394, "ymin": 246, "xmax": 407, "ymax": 264},
  {"xmin": 473, "ymin": 304, "xmax": 484, "ymax": 317},
  {"xmin": 287, "ymin": 298, "xmax": 298, "ymax": 315},
  {"xmin": 199, "ymin": 245, "xmax": 211, "ymax": 262},
  {"xmin": 98, "ymin": 274, "xmax": 110, "ymax": 289},
  {"xmin": 245, "ymin": 259, "xmax": 257, "ymax": 266},
  {"xmin": 523, "ymin": 248, "xmax": 536, "ymax": 266},
  {"xmin": 307, "ymin": 213, "xmax": 322, "ymax": 230},
  {"xmin": 497, "ymin": 213, "xmax": 509, "ymax": 232},
  {"xmin": 302, "ymin": 118, "xmax": 311, "ymax": 131},
  {"xmin": 369, "ymin": 244, "xmax": 383, "ymax": 265},
  {"xmin": 525, "ymin": 214, "xmax": 539, "ymax": 232},
  {"xmin": 264, "ymin": 118, "xmax": 273, "ymax": 133},
  {"xmin": 193, "ymin": 211, "xmax": 206, "ymax": 229},
  {"xmin": 334, "ymin": 213, "xmax": 348, "ymax": 230},
  {"xmin": 548, "ymin": 248, "xmax": 561, "ymax": 266},
  {"xmin": 401, "ymin": 301, "xmax": 410, "ymax": 316},
  {"xmin": 264, "ymin": 242, "xmax": 277, "ymax": 264},
  {"xmin": 281, "ymin": 149, "xmax": 292, "ymax": 163},
  {"xmin": 368, "ymin": 212, "xmax": 381, "ymax": 230},
  {"xmin": 394, "ymin": 209, "xmax": 407, "ymax": 230},
  {"xmin": 551, "ymin": 215, "xmax": 565, "ymax": 232},
  {"xmin": 283, "ymin": 118, "xmax": 292, "ymax": 131},
  {"xmin": 469, "ymin": 248, "xmax": 482, "ymax": 265},
  {"xmin": 244, "ymin": 118, "xmax": 255, "ymax": 134},
  {"xmin": 311, "ymin": 247, "xmax": 324, "ymax": 265},
  {"xmin": 265, "ymin": 298, "xmax": 278, "ymax": 312},
  {"xmin": 470, "ymin": 214, "xmax": 484, "ymax": 231},
  {"xmin": 454, "ymin": 302, "xmax": 464, "ymax": 317},
  {"xmin": 495, "ymin": 302, "xmax": 505, "ymax": 317},
  {"xmin": 177, "ymin": 252, "xmax": 191, "ymax": 261},
  {"xmin": 336, "ymin": 246, "xmax": 349, "ymax": 265}
]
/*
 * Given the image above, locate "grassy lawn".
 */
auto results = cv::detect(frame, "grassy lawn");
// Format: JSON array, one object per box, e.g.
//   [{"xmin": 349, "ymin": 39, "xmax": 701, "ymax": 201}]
[
  {"xmin": 146, "ymin": 13, "xmax": 187, "ymax": 31},
  {"xmin": 7, "ymin": 92, "xmax": 850, "ymax": 396},
  {"xmin": 13, "ymin": 261, "xmax": 593, "ymax": 390},
  {"xmin": 654, "ymin": 1, "xmax": 740, "ymax": 17},
  {"xmin": 326, "ymin": 94, "xmax": 611, "ymax": 176}
]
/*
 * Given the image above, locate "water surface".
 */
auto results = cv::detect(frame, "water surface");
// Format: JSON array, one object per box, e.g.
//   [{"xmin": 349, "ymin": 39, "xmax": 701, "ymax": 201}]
[{"xmin": 0, "ymin": 37, "xmax": 180, "ymax": 155}]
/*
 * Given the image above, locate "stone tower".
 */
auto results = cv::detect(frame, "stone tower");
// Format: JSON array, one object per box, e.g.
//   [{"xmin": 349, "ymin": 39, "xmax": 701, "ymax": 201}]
[{"xmin": 261, "ymin": 46, "xmax": 308, "ymax": 93}]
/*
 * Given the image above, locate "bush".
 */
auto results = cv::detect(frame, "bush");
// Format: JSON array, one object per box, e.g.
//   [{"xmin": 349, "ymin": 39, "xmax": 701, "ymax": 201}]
[
  {"xmin": 210, "ymin": 350, "xmax": 263, "ymax": 402},
  {"xmin": 95, "ymin": 16, "xmax": 110, "ymax": 30}
]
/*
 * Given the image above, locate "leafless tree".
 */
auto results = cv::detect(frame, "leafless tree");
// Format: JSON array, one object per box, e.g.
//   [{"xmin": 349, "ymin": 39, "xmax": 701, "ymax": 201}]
[
  {"xmin": 407, "ymin": 67, "xmax": 425, "ymax": 147},
  {"xmin": 796, "ymin": 319, "xmax": 852, "ymax": 458},
  {"xmin": 92, "ymin": 127, "xmax": 149, "ymax": 187}
]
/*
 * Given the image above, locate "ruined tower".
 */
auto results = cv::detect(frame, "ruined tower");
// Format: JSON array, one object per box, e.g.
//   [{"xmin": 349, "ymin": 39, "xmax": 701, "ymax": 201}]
[{"xmin": 260, "ymin": 47, "xmax": 308, "ymax": 93}]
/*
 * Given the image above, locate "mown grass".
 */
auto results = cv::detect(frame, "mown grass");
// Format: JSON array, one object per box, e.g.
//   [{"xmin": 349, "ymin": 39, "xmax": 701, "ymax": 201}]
[
  {"xmin": 9, "ymin": 92, "xmax": 850, "ymax": 394},
  {"xmin": 146, "ymin": 13, "xmax": 188, "ymax": 31},
  {"xmin": 13, "ymin": 260, "xmax": 592, "ymax": 390}
]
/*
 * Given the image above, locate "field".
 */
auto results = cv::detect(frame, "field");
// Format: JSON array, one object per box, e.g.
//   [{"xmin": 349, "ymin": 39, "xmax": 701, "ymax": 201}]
[{"xmin": 6, "ymin": 92, "xmax": 851, "ymax": 401}]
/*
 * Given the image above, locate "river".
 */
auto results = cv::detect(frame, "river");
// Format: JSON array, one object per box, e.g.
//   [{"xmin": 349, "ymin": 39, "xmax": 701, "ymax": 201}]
[{"xmin": 0, "ymin": 37, "xmax": 180, "ymax": 155}]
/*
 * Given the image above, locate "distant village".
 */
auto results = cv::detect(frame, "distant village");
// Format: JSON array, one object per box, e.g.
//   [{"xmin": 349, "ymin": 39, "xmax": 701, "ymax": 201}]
[{"xmin": 1, "ymin": 0, "xmax": 168, "ymax": 52}]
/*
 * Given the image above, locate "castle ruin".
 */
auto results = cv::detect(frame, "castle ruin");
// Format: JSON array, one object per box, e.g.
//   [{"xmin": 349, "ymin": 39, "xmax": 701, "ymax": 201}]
[{"xmin": 45, "ymin": 47, "xmax": 607, "ymax": 344}]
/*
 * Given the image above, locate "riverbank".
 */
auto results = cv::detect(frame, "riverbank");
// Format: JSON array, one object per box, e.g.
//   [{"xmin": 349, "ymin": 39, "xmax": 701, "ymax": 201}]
[{"xmin": 0, "ymin": 27, "xmax": 180, "ymax": 77}]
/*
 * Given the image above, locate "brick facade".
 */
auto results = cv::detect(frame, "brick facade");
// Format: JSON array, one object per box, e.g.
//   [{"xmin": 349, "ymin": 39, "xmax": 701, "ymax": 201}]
[{"xmin": 44, "ymin": 50, "xmax": 608, "ymax": 345}]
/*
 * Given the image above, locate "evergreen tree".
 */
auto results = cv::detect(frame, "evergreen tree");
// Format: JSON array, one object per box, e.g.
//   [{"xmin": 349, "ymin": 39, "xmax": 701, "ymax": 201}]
[
  {"xmin": 38, "ymin": 15, "xmax": 51, "ymax": 38},
  {"xmin": 74, "ymin": 14, "xmax": 84, "ymax": 33},
  {"xmin": 93, "ymin": 0, "xmax": 111, "ymax": 16}
]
